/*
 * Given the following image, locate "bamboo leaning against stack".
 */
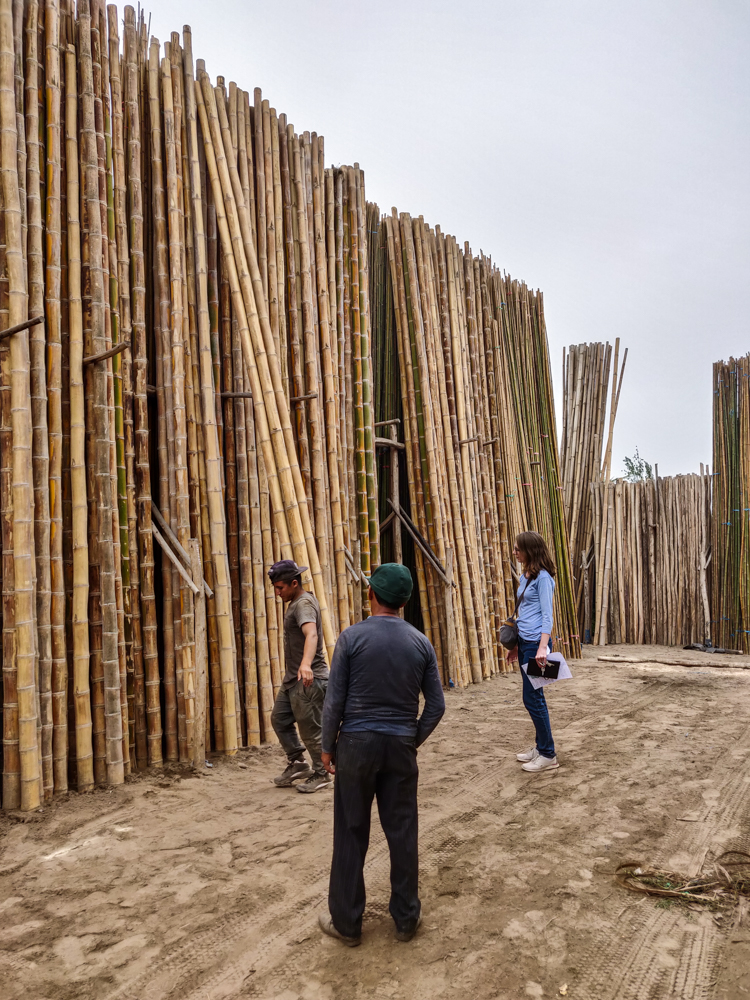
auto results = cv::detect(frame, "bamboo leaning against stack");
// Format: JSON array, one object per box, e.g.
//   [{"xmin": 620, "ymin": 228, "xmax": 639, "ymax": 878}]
[{"xmin": 712, "ymin": 353, "xmax": 750, "ymax": 653}]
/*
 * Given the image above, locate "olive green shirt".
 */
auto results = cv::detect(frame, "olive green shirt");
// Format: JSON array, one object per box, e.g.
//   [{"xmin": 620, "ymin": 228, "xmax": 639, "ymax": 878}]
[{"xmin": 282, "ymin": 590, "xmax": 329, "ymax": 690}]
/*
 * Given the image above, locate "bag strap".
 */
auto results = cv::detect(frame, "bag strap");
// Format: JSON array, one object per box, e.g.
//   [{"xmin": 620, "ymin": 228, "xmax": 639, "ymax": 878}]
[{"xmin": 512, "ymin": 576, "xmax": 531, "ymax": 618}]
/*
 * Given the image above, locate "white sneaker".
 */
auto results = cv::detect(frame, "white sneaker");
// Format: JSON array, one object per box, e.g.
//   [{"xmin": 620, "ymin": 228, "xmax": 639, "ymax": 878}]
[
  {"xmin": 516, "ymin": 746, "xmax": 539, "ymax": 763},
  {"xmin": 522, "ymin": 753, "xmax": 559, "ymax": 773}
]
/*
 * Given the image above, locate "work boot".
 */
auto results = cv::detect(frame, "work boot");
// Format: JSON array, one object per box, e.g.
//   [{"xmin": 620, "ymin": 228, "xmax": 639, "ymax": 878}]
[
  {"xmin": 395, "ymin": 912, "xmax": 423, "ymax": 943},
  {"xmin": 516, "ymin": 746, "xmax": 538, "ymax": 763},
  {"xmin": 297, "ymin": 772, "xmax": 333, "ymax": 794},
  {"xmin": 273, "ymin": 759, "xmax": 313, "ymax": 787},
  {"xmin": 318, "ymin": 911, "xmax": 361, "ymax": 947},
  {"xmin": 521, "ymin": 753, "xmax": 559, "ymax": 773}
]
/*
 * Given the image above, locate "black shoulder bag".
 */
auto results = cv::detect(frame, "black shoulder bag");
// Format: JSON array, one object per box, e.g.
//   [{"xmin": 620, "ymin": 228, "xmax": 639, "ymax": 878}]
[{"xmin": 499, "ymin": 577, "xmax": 530, "ymax": 651}]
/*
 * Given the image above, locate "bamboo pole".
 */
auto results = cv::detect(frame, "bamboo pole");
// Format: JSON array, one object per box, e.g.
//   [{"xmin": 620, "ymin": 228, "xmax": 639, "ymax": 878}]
[
  {"xmin": 184, "ymin": 48, "xmax": 237, "ymax": 753},
  {"xmin": 123, "ymin": 4, "xmax": 160, "ymax": 766},
  {"xmin": 24, "ymin": 0, "xmax": 54, "ymax": 799},
  {"xmin": 1, "ymin": 0, "xmax": 41, "ymax": 808},
  {"xmin": 45, "ymin": 0, "xmax": 68, "ymax": 794},
  {"xmin": 161, "ymin": 49, "xmax": 193, "ymax": 760},
  {"xmin": 63, "ymin": 39, "xmax": 95, "ymax": 792},
  {"xmin": 80, "ymin": 0, "xmax": 123, "ymax": 786}
]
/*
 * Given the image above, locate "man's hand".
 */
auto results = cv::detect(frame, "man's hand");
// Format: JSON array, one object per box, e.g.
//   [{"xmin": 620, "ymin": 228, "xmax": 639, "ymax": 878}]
[
  {"xmin": 507, "ymin": 646, "xmax": 518, "ymax": 664},
  {"xmin": 297, "ymin": 663, "xmax": 314, "ymax": 687},
  {"xmin": 321, "ymin": 751, "xmax": 336, "ymax": 775},
  {"xmin": 535, "ymin": 646, "xmax": 548, "ymax": 668}
]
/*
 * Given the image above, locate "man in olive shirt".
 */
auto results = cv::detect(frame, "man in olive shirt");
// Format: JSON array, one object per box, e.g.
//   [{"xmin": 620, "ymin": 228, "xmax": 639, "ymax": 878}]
[{"xmin": 269, "ymin": 560, "xmax": 332, "ymax": 794}]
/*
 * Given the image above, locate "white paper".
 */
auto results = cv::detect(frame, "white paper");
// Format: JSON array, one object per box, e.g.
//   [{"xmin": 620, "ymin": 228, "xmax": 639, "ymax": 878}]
[{"xmin": 521, "ymin": 652, "xmax": 572, "ymax": 690}]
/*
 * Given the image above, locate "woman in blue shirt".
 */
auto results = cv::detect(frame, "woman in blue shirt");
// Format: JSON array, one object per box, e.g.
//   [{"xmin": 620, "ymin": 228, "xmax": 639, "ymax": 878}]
[{"xmin": 507, "ymin": 531, "xmax": 559, "ymax": 772}]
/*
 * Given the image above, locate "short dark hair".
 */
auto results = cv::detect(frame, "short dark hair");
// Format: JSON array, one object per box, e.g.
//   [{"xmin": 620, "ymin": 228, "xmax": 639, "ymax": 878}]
[{"xmin": 371, "ymin": 589, "xmax": 402, "ymax": 611}]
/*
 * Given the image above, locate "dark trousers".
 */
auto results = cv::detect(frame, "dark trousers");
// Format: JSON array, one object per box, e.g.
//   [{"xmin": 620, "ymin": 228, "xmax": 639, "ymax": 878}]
[
  {"xmin": 271, "ymin": 679, "xmax": 327, "ymax": 775},
  {"xmin": 329, "ymin": 730, "xmax": 420, "ymax": 939},
  {"xmin": 518, "ymin": 635, "xmax": 556, "ymax": 758}
]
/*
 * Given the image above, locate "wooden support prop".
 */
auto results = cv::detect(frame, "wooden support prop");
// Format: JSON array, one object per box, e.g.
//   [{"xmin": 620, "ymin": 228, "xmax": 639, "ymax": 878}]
[
  {"xmin": 220, "ymin": 391, "xmax": 253, "ymax": 399},
  {"xmin": 379, "ymin": 510, "xmax": 396, "ymax": 532},
  {"xmin": 190, "ymin": 539, "xmax": 208, "ymax": 769},
  {"xmin": 0, "ymin": 313, "xmax": 44, "ymax": 342},
  {"xmin": 344, "ymin": 547, "xmax": 368, "ymax": 586},
  {"xmin": 289, "ymin": 391, "xmax": 318, "ymax": 403},
  {"xmin": 387, "ymin": 499, "xmax": 455, "ymax": 588},
  {"xmin": 375, "ymin": 436, "xmax": 405, "ymax": 449},
  {"xmin": 151, "ymin": 502, "xmax": 212, "ymax": 597},
  {"xmin": 374, "ymin": 417, "xmax": 401, "ymax": 428},
  {"xmin": 82, "ymin": 339, "xmax": 130, "ymax": 366},
  {"xmin": 152, "ymin": 526, "xmax": 200, "ymax": 597}
]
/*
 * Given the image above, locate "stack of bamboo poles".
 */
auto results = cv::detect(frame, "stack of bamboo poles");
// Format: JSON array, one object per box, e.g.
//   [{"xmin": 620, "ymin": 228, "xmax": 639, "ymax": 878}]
[
  {"xmin": 591, "ymin": 473, "xmax": 712, "ymax": 646},
  {"xmin": 366, "ymin": 211, "xmax": 580, "ymax": 686},
  {"xmin": 493, "ymin": 274, "xmax": 579, "ymax": 659},
  {"xmin": 560, "ymin": 340, "xmax": 624, "ymax": 639},
  {"xmin": 0, "ymin": 0, "xmax": 581, "ymax": 812},
  {"xmin": 712, "ymin": 354, "xmax": 750, "ymax": 653},
  {"xmin": 0, "ymin": 0, "xmax": 384, "ymax": 811}
]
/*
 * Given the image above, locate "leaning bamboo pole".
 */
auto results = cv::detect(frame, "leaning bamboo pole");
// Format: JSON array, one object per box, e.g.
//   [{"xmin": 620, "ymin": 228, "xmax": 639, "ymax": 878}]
[
  {"xmin": 185, "ymin": 46, "xmax": 237, "ymax": 754},
  {"xmin": 202, "ymin": 75, "xmax": 335, "ymax": 655}
]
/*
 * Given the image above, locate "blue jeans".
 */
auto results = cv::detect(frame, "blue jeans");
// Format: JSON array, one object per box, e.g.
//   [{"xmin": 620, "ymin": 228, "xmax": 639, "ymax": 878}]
[{"xmin": 517, "ymin": 635, "xmax": 555, "ymax": 758}]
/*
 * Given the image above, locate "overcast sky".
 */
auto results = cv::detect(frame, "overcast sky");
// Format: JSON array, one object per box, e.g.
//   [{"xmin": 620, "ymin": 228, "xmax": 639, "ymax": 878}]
[{"xmin": 149, "ymin": 0, "xmax": 750, "ymax": 477}]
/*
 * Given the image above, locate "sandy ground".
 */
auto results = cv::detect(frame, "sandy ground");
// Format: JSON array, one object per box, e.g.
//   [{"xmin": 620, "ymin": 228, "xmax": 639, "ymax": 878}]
[{"xmin": 2, "ymin": 644, "xmax": 750, "ymax": 1000}]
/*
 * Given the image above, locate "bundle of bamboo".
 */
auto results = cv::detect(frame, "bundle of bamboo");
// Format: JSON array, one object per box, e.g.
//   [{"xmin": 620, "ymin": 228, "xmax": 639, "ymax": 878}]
[
  {"xmin": 560, "ymin": 340, "xmax": 625, "ymax": 639},
  {"xmin": 590, "ymin": 473, "xmax": 711, "ymax": 646},
  {"xmin": 366, "ymin": 211, "xmax": 580, "ymax": 686},
  {"xmin": 712, "ymin": 354, "xmax": 750, "ymax": 653},
  {"xmin": 0, "ymin": 0, "xmax": 579, "ymax": 811},
  {"xmin": 0, "ymin": 0, "xmax": 384, "ymax": 808}
]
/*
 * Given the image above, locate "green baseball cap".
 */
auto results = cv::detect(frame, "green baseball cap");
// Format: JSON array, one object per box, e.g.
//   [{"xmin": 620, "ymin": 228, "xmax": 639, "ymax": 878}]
[{"xmin": 367, "ymin": 563, "xmax": 413, "ymax": 607}]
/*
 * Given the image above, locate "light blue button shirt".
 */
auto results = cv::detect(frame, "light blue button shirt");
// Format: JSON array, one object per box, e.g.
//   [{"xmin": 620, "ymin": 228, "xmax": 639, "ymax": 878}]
[{"xmin": 516, "ymin": 569, "xmax": 555, "ymax": 641}]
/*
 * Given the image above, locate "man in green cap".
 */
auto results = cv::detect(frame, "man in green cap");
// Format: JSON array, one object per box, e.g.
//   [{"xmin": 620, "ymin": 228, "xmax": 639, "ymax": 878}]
[{"xmin": 317, "ymin": 563, "xmax": 445, "ymax": 947}]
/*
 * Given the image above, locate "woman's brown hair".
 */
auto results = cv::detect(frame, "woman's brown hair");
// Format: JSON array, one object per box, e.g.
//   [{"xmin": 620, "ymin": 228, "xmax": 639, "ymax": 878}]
[{"xmin": 515, "ymin": 531, "xmax": 556, "ymax": 580}]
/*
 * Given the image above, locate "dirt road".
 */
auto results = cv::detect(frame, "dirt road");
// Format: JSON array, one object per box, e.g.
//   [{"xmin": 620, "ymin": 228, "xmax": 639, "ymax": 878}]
[{"xmin": 2, "ymin": 646, "xmax": 750, "ymax": 1000}]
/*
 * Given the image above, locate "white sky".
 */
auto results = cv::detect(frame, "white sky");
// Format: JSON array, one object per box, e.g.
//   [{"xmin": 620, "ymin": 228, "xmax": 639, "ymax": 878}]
[{"xmin": 148, "ymin": 0, "xmax": 750, "ymax": 477}]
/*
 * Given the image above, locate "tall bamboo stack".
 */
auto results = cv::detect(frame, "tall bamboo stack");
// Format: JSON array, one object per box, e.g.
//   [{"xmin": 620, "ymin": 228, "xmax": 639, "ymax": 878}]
[
  {"xmin": 590, "ymin": 473, "xmax": 711, "ymax": 646},
  {"xmin": 0, "ymin": 0, "xmax": 581, "ymax": 812},
  {"xmin": 560, "ymin": 340, "xmax": 626, "ymax": 639},
  {"xmin": 0, "ymin": 0, "xmax": 384, "ymax": 810},
  {"xmin": 561, "ymin": 342, "xmax": 713, "ymax": 647},
  {"xmin": 367, "ymin": 212, "xmax": 580, "ymax": 686},
  {"xmin": 712, "ymin": 353, "xmax": 750, "ymax": 653}
]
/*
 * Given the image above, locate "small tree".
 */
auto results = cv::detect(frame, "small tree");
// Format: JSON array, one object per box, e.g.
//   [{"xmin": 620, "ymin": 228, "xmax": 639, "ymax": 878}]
[{"xmin": 622, "ymin": 447, "xmax": 654, "ymax": 482}]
